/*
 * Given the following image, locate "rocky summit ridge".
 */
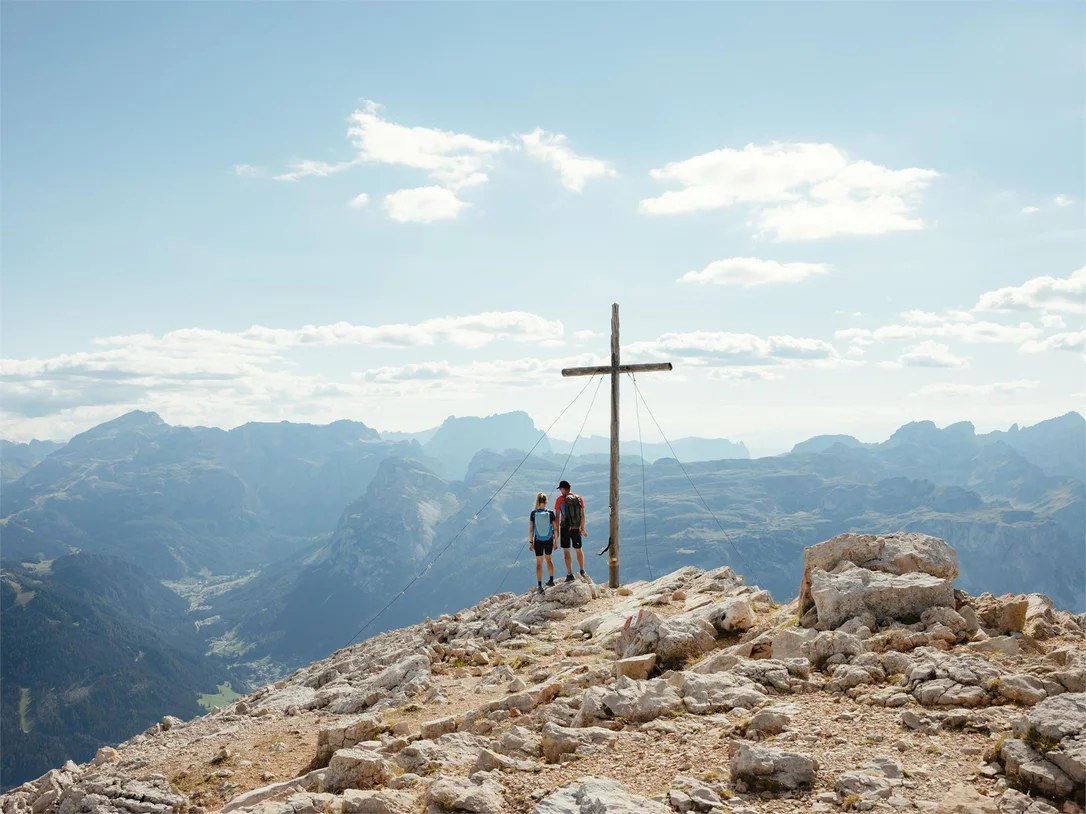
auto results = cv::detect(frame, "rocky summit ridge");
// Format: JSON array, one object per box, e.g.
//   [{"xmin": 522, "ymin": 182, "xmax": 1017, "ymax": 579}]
[{"xmin": 3, "ymin": 532, "xmax": 1085, "ymax": 814}]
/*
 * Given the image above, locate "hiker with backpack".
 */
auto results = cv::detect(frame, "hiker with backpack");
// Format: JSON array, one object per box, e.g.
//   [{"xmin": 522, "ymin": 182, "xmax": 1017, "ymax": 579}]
[
  {"xmin": 528, "ymin": 491, "xmax": 558, "ymax": 595},
  {"xmin": 555, "ymin": 480, "xmax": 587, "ymax": 582}
]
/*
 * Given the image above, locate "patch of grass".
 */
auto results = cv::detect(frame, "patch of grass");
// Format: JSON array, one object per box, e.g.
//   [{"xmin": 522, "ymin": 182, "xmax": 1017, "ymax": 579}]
[
  {"xmin": 842, "ymin": 793, "xmax": 862, "ymax": 811},
  {"xmin": 402, "ymin": 704, "xmax": 422, "ymax": 713},
  {"xmin": 925, "ymin": 745, "xmax": 942, "ymax": 754},
  {"xmin": 1024, "ymin": 729, "xmax": 1060, "ymax": 754},
  {"xmin": 197, "ymin": 682, "xmax": 243, "ymax": 711},
  {"xmin": 985, "ymin": 733, "xmax": 1010, "ymax": 763},
  {"xmin": 18, "ymin": 688, "xmax": 33, "ymax": 733}
]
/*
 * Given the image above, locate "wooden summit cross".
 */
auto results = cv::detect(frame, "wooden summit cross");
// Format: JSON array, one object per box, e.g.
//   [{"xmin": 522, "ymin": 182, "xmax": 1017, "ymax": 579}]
[{"xmin": 561, "ymin": 304, "xmax": 673, "ymax": 588}]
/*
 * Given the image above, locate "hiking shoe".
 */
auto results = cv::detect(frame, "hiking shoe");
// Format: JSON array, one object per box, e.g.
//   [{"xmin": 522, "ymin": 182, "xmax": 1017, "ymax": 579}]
[
  {"xmin": 537, "ymin": 586, "xmax": 545, "ymax": 595},
  {"xmin": 565, "ymin": 573, "xmax": 575, "ymax": 583},
  {"xmin": 545, "ymin": 577, "xmax": 555, "ymax": 587},
  {"xmin": 579, "ymin": 570, "xmax": 586, "ymax": 577}
]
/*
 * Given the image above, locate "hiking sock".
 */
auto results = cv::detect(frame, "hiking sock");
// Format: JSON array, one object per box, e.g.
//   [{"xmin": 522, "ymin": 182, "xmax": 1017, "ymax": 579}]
[{"xmin": 579, "ymin": 570, "xmax": 586, "ymax": 577}]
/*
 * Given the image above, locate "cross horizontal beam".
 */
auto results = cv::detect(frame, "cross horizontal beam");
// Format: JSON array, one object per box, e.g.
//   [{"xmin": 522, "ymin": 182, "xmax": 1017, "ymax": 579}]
[{"xmin": 561, "ymin": 362, "xmax": 673, "ymax": 378}]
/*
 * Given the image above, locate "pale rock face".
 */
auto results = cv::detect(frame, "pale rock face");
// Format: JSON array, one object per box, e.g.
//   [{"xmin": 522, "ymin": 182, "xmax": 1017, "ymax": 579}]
[
  {"xmin": 771, "ymin": 626, "xmax": 818, "ymax": 660},
  {"xmin": 746, "ymin": 704, "xmax": 798, "ymax": 739},
  {"xmin": 688, "ymin": 596, "xmax": 756, "ymax": 635},
  {"xmin": 423, "ymin": 775, "xmax": 505, "ymax": 814},
  {"xmin": 729, "ymin": 742, "xmax": 818, "ymax": 790},
  {"xmin": 669, "ymin": 670, "xmax": 768, "ymax": 715},
  {"xmin": 321, "ymin": 749, "xmax": 390, "ymax": 793},
  {"xmin": 340, "ymin": 788, "xmax": 415, "ymax": 813},
  {"xmin": 809, "ymin": 566, "xmax": 955, "ymax": 630},
  {"xmin": 798, "ymin": 532, "xmax": 959, "ymax": 616},
  {"xmin": 614, "ymin": 609, "xmax": 717, "ymax": 668},
  {"xmin": 540, "ymin": 722, "xmax": 620, "ymax": 763},
  {"xmin": 317, "ymin": 715, "xmax": 384, "ymax": 762},
  {"xmin": 532, "ymin": 776, "xmax": 671, "ymax": 813},
  {"xmin": 1001, "ymin": 693, "xmax": 1086, "ymax": 801},
  {"xmin": 973, "ymin": 593, "xmax": 1030, "ymax": 635},
  {"xmin": 614, "ymin": 653, "xmax": 656, "ymax": 681}
]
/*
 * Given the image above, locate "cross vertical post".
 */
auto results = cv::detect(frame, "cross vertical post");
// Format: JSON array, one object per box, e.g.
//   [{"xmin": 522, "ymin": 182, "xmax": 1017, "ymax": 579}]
[
  {"xmin": 609, "ymin": 303, "xmax": 621, "ymax": 588},
  {"xmin": 561, "ymin": 304, "xmax": 673, "ymax": 588}
]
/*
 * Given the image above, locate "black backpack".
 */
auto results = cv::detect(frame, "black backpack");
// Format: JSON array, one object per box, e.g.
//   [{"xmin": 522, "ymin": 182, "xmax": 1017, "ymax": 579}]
[{"xmin": 562, "ymin": 494, "xmax": 583, "ymax": 528}]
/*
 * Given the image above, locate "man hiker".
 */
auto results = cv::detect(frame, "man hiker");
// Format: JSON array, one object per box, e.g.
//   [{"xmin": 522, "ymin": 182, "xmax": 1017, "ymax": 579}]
[
  {"xmin": 528, "ymin": 491, "xmax": 557, "ymax": 595},
  {"xmin": 554, "ymin": 480, "xmax": 587, "ymax": 582}
]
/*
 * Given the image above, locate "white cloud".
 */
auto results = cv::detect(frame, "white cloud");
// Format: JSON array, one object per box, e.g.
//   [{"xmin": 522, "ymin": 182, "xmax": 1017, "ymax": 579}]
[
  {"xmin": 233, "ymin": 164, "xmax": 262, "ymax": 178},
  {"xmin": 518, "ymin": 129, "xmax": 616, "ymax": 192},
  {"xmin": 974, "ymin": 268, "xmax": 1086, "ymax": 315},
  {"xmin": 1041, "ymin": 314, "xmax": 1067, "ymax": 329},
  {"xmin": 837, "ymin": 319, "xmax": 1040, "ymax": 346},
  {"xmin": 347, "ymin": 101, "xmax": 509, "ymax": 190},
  {"xmin": 1055, "ymin": 195, "xmax": 1075, "ymax": 207},
  {"xmin": 573, "ymin": 330, "xmax": 599, "ymax": 343},
  {"xmin": 347, "ymin": 193, "xmax": 370, "ymax": 209},
  {"xmin": 626, "ymin": 331, "xmax": 841, "ymax": 370},
  {"xmin": 1020, "ymin": 330, "xmax": 1086, "ymax": 354},
  {"xmin": 0, "ymin": 312, "xmax": 571, "ymax": 436},
  {"xmin": 274, "ymin": 159, "xmax": 360, "ymax": 182},
  {"xmin": 677, "ymin": 257, "xmax": 830, "ymax": 288},
  {"xmin": 916, "ymin": 380, "xmax": 1039, "ymax": 398},
  {"xmin": 1021, "ymin": 206, "xmax": 1040, "ymax": 215},
  {"xmin": 639, "ymin": 141, "xmax": 938, "ymax": 240},
  {"xmin": 707, "ymin": 367, "xmax": 783, "ymax": 381},
  {"xmin": 887, "ymin": 341, "xmax": 968, "ymax": 368},
  {"xmin": 383, "ymin": 186, "xmax": 469, "ymax": 224},
  {"xmin": 354, "ymin": 353, "xmax": 603, "ymax": 387}
]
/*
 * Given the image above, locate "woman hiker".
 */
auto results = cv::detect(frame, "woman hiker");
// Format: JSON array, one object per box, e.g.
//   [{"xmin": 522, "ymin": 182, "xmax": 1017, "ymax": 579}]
[{"xmin": 528, "ymin": 491, "xmax": 558, "ymax": 595}]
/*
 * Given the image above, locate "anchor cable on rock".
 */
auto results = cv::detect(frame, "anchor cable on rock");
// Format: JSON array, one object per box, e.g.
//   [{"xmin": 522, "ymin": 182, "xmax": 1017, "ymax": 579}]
[
  {"xmin": 495, "ymin": 373, "xmax": 606, "ymax": 594},
  {"xmin": 629, "ymin": 374, "xmax": 763, "ymax": 587},
  {"xmin": 340, "ymin": 373, "xmax": 602, "ymax": 650}
]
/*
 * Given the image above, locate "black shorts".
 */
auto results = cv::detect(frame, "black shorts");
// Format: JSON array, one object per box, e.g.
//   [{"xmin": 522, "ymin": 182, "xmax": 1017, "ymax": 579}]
[
  {"xmin": 533, "ymin": 539, "xmax": 554, "ymax": 557},
  {"xmin": 560, "ymin": 527, "xmax": 582, "ymax": 549}
]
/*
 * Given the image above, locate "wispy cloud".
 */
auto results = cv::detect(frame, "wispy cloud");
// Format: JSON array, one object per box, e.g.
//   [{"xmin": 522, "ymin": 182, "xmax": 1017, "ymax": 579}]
[
  {"xmin": 677, "ymin": 257, "xmax": 830, "ymax": 288},
  {"xmin": 1020, "ymin": 205, "xmax": 1040, "ymax": 215},
  {"xmin": 880, "ymin": 341, "xmax": 968, "ymax": 369},
  {"xmin": 639, "ymin": 141, "xmax": 938, "ymax": 241},
  {"xmin": 347, "ymin": 193, "xmax": 370, "ymax": 209},
  {"xmin": 518, "ymin": 129, "xmax": 616, "ymax": 192},
  {"xmin": 1054, "ymin": 194, "xmax": 1075, "ymax": 207},
  {"xmin": 915, "ymin": 380, "xmax": 1039, "ymax": 398},
  {"xmin": 233, "ymin": 164, "xmax": 263, "ymax": 178}
]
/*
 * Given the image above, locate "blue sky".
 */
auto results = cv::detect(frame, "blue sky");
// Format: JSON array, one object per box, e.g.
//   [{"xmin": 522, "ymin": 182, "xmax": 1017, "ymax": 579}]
[{"xmin": 2, "ymin": 2, "xmax": 1083, "ymax": 451}]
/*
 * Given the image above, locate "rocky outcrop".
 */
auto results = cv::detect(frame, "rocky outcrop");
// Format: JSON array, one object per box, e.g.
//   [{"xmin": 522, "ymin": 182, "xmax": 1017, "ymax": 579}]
[
  {"xmin": 6, "ymin": 531, "xmax": 1085, "ymax": 814},
  {"xmin": 729, "ymin": 742, "xmax": 818, "ymax": 791},
  {"xmin": 532, "ymin": 777, "xmax": 670, "ymax": 813},
  {"xmin": 999, "ymin": 692, "xmax": 1086, "ymax": 802}
]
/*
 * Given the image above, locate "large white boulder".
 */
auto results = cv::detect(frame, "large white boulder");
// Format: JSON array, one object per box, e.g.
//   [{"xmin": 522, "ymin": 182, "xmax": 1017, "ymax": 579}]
[
  {"xmin": 809, "ymin": 565, "xmax": 955, "ymax": 630},
  {"xmin": 532, "ymin": 777, "xmax": 671, "ymax": 813},
  {"xmin": 729, "ymin": 742, "xmax": 818, "ymax": 791},
  {"xmin": 614, "ymin": 609, "xmax": 716, "ymax": 668},
  {"xmin": 799, "ymin": 532, "xmax": 958, "ymax": 618}
]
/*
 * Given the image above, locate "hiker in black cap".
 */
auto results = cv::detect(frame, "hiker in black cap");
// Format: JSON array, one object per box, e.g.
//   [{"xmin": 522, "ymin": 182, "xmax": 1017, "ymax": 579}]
[{"xmin": 554, "ymin": 480, "xmax": 587, "ymax": 581}]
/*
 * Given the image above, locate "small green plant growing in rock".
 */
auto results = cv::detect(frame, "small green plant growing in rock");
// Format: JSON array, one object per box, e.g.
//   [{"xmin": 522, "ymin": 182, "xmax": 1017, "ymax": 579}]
[
  {"xmin": 1024, "ymin": 729, "xmax": 1060, "ymax": 754},
  {"xmin": 985, "ymin": 733, "xmax": 1010, "ymax": 763},
  {"xmin": 925, "ymin": 745, "xmax": 942, "ymax": 754},
  {"xmin": 842, "ymin": 793, "xmax": 862, "ymax": 811}
]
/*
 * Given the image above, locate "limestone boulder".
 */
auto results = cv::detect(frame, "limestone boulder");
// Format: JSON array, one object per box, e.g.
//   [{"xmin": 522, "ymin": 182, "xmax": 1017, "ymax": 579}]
[
  {"xmin": 423, "ymin": 775, "xmax": 505, "ymax": 814},
  {"xmin": 799, "ymin": 532, "xmax": 959, "ymax": 617},
  {"xmin": 541, "ymin": 722, "xmax": 620, "ymax": 763},
  {"xmin": 614, "ymin": 654, "xmax": 656, "ymax": 681},
  {"xmin": 576, "ymin": 676, "xmax": 684, "ymax": 725},
  {"xmin": 317, "ymin": 715, "xmax": 384, "ymax": 762},
  {"xmin": 532, "ymin": 777, "xmax": 671, "ymax": 813},
  {"xmin": 321, "ymin": 749, "xmax": 390, "ymax": 793},
  {"xmin": 809, "ymin": 565, "xmax": 954, "ymax": 630},
  {"xmin": 615, "ymin": 609, "xmax": 716, "ymax": 668},
  {"xmin": 729, "ymin": 742, "xmax": 818, "ymax": 791},
  {"xmin": 688, "ymin": 597, "xmax": 756, "ymax": 635}
]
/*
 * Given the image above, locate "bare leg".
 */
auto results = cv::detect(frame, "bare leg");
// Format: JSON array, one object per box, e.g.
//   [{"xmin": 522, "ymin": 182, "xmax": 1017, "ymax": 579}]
[
  {"xmin": 545, "ymin": 554, "xmax": 554, "ymax": 578},
  {"xmin": 536, "ymin": 556, "xmax": 543, "ymax": 582},
  {"xmin": 563, "ymin": 548, "xmax": 573, "ymax": 575},
  {"xmin": 575, "ymin": 548, "xmax": 585, "ymax": 573}
]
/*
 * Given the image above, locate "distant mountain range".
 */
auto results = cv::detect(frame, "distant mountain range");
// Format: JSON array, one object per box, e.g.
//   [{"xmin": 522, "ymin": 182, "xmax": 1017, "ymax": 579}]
[{"xmin": 1, "ymin": 408, "xmax": 1083, "ymax": 788}]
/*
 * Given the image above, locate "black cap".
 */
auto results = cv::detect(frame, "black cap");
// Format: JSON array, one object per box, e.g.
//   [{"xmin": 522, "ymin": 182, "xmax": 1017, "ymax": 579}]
[{"xmin": 557, "ymin": 480, "xmax": 571, "ymax": 490}]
